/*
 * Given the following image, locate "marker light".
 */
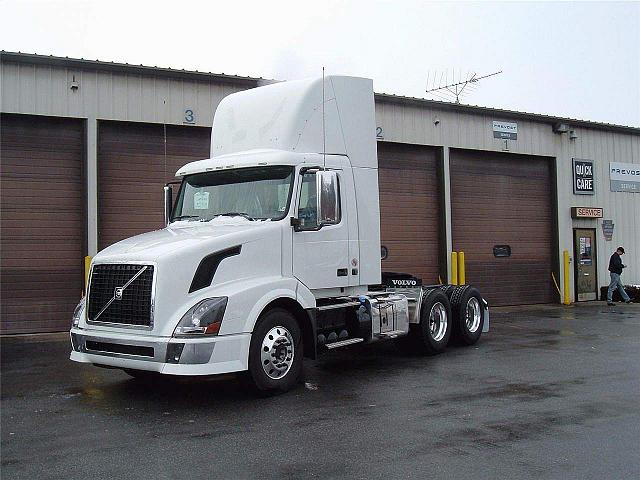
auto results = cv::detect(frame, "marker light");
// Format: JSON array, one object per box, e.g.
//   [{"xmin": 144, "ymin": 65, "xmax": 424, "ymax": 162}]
[{"xmin": 72, "ymin": 297, "xmax": 85, "ymax": 327}]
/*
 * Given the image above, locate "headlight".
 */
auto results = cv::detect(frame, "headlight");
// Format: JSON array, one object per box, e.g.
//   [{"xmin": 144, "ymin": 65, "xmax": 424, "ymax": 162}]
[
  {"xmin": 173, "ymin": 297, "xmax": 228, "ymax": 337},
  {"xmin": 72, "ymin": 297, "xmax": 85, "ymax": 327}
]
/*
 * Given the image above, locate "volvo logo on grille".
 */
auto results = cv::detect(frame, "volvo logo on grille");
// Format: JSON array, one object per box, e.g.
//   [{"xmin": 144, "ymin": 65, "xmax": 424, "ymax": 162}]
[{"xmin": 92, "ymin": 266, "xmax": 148, "ymax": 321}]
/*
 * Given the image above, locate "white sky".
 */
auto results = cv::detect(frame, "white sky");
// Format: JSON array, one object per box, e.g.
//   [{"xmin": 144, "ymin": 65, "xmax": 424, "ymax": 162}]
[{"xmin": 1, "ymin": 0, "xmax": 639, "ymax": 126}]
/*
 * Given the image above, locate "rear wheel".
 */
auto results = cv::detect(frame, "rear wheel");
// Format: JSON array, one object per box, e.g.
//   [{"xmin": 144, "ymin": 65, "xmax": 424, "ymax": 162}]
[
  {"xmin": 439, "ymin": 284, "xmax": 456, "ymax": 298},
  {"xmin": 247, "ymin": 308, "xmax": 303, "ymax": 394},
  {"xmin": 404, "ymin": 289, "xmax": 452, "ymax": 355},
  {"xmin": 450, "ymin": 286, "xmax": 484, "ymax": 345}
]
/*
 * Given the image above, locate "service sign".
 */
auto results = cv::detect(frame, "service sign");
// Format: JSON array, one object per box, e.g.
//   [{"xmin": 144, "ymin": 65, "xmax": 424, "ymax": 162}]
[
  {"xmin": 492, "ymin": 121, "xmax": 518, "ymax": 140},
  {"xmin": 571, "ymin": 207, "xmax": 603, "ymax": 219},
  {"xmin": 610, "ymin": 162, "xmax": 640, "ymax": 192},
  {"xmin": 572, "ymin": 159, "xmax": 595, "ymax": 195}
]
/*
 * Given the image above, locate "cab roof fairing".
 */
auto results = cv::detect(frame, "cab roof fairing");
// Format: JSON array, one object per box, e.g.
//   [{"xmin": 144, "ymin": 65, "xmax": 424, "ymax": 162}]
[{"xmin": 208, "ymin": 76, "xmax": 377, "ymax": 170}]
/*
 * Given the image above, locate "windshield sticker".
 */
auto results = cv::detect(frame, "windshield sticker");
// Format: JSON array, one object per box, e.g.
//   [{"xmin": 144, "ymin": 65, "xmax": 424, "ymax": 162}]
[
  {"xmin": 193, "ymin": 192, "xmax": 210, "ymax": 210},
  {"xmin": 277, "ymin": 184, "xmax": 288, "ymax": 211}
]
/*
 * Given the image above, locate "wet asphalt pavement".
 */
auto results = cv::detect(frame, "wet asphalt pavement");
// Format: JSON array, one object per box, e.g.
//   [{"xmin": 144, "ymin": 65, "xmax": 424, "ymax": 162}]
[{"xmin": 1, "ymin": 302, "xmax": 640, "ymax": 480}]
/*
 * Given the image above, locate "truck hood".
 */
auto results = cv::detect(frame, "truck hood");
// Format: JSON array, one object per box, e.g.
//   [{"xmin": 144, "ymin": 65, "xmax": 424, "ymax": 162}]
[
  {"xmin": 86, "ymin": 218, "xmax": 284, "ymax": 337},
  {"xmin": 96, "ymin": 219, "xmax": 280, "ymax": 262}
]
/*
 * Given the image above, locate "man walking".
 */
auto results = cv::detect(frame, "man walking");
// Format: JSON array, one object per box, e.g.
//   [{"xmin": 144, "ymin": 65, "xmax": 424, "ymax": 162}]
[{"xmin": 607, "ymin": 246, "xmax": 631, "ymax": 306}]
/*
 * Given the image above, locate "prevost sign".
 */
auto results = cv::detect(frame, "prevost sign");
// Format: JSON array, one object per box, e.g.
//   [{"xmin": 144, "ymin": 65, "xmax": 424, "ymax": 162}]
[
  {"xmin": 572, "ymin": 158, "xmax": 595, "ymax": 195},
  {"xmin": 610, "ymin": 162, "xmax": 640, "ymax": 192},
  {"xmin": 571, "ymin": 207, "xmax": 603, "ymax": 219},
  {"xmin": 492, "ymin": 121, "xmax": 517, "ymax": 140}
]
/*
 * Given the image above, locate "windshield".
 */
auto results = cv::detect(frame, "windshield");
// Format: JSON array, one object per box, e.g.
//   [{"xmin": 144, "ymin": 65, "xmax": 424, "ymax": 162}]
[{"xmin": 171, "ymin": 166, "xmax": 295, "ymax": 222}]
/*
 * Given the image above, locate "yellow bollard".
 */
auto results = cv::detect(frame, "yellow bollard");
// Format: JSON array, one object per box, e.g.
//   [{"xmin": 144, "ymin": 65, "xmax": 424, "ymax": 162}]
[
  {"xmin": 451, "ymin": 252, "xmax": 458, "ymax": 286},
  {"xmin": 84, "ymin": 256, "xmax": 92, "ymax": 293},
  {"xmin": 563, "ymin": 250, "xmax": 571, "ymax": 305},
  {"xmin": 458, "ymin": 251, "xmax": 465, "ymax": 285}
]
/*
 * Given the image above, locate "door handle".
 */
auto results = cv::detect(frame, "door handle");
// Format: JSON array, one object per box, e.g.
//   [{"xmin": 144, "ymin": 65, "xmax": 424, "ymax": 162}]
[{"xmin": 337, "ymin": 268, "xmax": 348, "ymax": 277}]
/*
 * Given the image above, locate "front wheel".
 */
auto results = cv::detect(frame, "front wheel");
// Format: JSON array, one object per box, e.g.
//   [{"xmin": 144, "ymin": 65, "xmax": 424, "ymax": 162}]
[{"xmin": 247, "ymin": 308, "xmax": 303, "ymax": 394}]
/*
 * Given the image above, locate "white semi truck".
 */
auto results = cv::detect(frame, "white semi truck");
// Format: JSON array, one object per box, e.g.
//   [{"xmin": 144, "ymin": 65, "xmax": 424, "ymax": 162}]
[{"xmin": 70, "ymin": 76, "xmax": 488, "ymax": 393}]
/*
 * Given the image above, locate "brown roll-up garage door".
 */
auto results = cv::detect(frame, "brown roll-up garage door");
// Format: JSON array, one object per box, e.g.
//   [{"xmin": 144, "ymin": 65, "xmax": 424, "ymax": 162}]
[
  {"xmin": 98, "ymin": 121, "xmax": 211, "ymax": 250},
  {"xmin": 1, "ymin": 114, "xmax": 85, "ymax": 334},
  {"xmin": 450, "ymin": 149, "xmax": 555, "ymax": 306},
  {"xmin": 378, "ymin": 142, "xmax": 442, "ymax": 284}
]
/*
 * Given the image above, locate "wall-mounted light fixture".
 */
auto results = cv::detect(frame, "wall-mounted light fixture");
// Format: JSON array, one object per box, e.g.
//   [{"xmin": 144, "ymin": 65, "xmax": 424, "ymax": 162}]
[
  {"xmin": 552, "ymin": 122, "xmax": 570, "ymax": 134},
  {"xmin": 69, "ymin": 74, "xmax": 79, "ymax": 91},
  {"xmin": 569, "ymin": 130, "xmax": 578, "ymax": 140}
]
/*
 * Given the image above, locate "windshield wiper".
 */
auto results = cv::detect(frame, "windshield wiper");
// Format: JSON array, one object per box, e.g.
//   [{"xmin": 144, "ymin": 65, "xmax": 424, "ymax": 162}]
[
  {"xmin": 172, "ymin": 215, "xmax": 201, "ymax": 221},
  {"xmin": 214, "ymin": 212, "xmax": 256, "ymax": 221}
]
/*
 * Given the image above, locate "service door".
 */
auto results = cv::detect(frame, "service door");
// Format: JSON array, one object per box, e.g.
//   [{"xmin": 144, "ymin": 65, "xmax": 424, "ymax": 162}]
[
  {"xmin": 97, "ymin": 121, "xmax": 211, "ymax": 250},
  {"xmin": 1, "ymin": 114, "xmax": 85, "ymax": 334},
  {"xmin": 450, "ymin": 149, "xmax": 555, "ymax": 306},
  {"xmin": 574, "ymin": 228, "xmax": 598, "ymax": 301},
  {"xmin": 378, "ymin": 142, "xmax": 441, "ymax": 284}
]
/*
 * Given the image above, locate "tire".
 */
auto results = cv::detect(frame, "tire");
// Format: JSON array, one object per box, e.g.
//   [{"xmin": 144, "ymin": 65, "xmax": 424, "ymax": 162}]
[
  {"xmin": 438, "ymin": 284, "xmax": 456, "ymax": 298},
  {"xmin": 247, "ymin": 308, "xmax": 303, "ymax": 394},
  {"xmin": 404, "ymin": 289, "xmax": 452, "ymax": 355},
  {"xmin": 450, "ymin": 286, "xmax": 484, "ymax": 346}
]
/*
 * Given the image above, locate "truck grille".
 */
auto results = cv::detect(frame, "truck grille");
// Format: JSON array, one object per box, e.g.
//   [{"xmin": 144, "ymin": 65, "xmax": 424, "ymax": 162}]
[{"xmin": 88, "ymin": 264, "xmax": 154, "ymax": 327}]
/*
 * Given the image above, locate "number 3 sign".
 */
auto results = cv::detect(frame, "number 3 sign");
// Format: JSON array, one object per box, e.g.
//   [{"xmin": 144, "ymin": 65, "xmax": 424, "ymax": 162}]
[{"xmin": 184, "ymin": 109, "xmax": 195, "ymax": 124}]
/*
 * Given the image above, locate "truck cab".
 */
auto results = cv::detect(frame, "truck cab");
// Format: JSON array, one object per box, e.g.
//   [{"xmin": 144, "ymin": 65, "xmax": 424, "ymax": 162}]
[{"xmin": 70, "ymin": 76, "xmax": 488, "ymax": 393}]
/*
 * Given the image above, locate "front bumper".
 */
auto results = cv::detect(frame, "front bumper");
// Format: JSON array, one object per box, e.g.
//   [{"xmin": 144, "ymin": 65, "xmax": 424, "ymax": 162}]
[{"xmin": 69, "ymin": 328, "xmax": 250, "ymax": 375}]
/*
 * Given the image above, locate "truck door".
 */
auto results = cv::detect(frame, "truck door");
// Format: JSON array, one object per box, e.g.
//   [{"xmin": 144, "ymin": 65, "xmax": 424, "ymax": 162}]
[{"xmin": 292, "ymin": 167, "xmax": 350, "ymax": 290}]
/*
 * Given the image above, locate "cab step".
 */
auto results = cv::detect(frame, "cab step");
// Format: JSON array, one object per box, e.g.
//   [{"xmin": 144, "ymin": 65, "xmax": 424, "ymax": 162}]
[
  {"xmin": 376, "ymin": 330, "xmax": 406, "ymax": 339},
  {"xmin": 325, "ymin": 338, "xmax": 365, "ymax": 350}
]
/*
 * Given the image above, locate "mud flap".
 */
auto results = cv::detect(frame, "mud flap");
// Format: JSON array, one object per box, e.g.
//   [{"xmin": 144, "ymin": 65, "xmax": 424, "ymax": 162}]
[{"xmin": 482, "ymin": 299, "xmax": 490, "ymax": 333}]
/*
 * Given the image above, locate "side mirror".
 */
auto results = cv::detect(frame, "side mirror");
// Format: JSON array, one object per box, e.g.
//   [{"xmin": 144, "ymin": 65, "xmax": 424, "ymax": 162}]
[
  {"xmin": 164, "ymin": 185, "xmax": 173, "ymax": 226},
  {"xmin": 316, "ymin": 170, "xmax": 339, "ymax": 225}
]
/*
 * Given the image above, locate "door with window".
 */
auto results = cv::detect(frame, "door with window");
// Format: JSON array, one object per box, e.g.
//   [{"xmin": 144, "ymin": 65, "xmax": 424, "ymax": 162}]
[
  {"xmin": 573, "ymin": 228, "xmax": 598, "ymax": 301},
  {"xmin": 292, "ymin": 169, "xmax": 350, "ymax": 290}
]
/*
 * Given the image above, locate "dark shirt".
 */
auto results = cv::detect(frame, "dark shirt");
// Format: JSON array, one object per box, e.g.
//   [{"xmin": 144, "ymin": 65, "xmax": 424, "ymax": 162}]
[{"xmin": 608, "ymin": 253, "xmax": 624, "ymax": 275}]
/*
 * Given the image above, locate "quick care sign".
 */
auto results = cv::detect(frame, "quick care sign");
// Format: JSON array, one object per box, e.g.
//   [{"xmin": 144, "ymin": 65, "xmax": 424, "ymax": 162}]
[{"xmin": 573, "ymin": 159, "xmax": 595, "ymax": 195}]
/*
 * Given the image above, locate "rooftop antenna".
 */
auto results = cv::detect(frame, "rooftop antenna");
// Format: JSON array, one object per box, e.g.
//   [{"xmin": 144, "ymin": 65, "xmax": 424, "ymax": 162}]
[
  {"xmin": 322, "ymin": 66, "xmax": 326, "ymax": 169},
  {"xmin": 426, "ymin": 70, "xmax": 502, "ymax": 103},
  {"xmin": 163, "ymin": 99, "xmax": 168, "ymax": 181}
]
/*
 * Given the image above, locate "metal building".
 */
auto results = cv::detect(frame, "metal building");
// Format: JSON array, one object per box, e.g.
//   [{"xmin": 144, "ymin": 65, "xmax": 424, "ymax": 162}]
[{"xmin": 1, "ymin": 51, "xmax": 639, "ymax": 334}]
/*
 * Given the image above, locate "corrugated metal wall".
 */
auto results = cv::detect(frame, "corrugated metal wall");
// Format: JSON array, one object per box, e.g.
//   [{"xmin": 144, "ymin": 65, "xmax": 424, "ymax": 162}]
[
  {"xmin": 375, "ymin": 100, "xmax": 640, "ymax": 290},
  {"xmin": 1, "ymin": 54, "xmax": 639, "ymax": 305},
  {"xmin": 0, "ymin": 59, "xmax": 249, "ymax": 127}
]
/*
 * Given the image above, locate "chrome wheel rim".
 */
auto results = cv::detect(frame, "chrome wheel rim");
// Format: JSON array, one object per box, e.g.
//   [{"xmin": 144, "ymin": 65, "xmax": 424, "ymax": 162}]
[
  {"xmin": 429, "ymin": 302, "xmax": 448, "ymax": 342},
  {"xmin": 260, "ymin": 326, "xmax": 295, "ymax": 380},
  {"xmin": 466, "ymin": 297, "xmax": 481, "ymax": 333}
]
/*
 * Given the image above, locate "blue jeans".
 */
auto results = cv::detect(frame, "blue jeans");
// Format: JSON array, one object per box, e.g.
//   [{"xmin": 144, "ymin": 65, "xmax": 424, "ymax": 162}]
[{"xmin": 607, "ymin": 273, "xmax": 630, "ymax": 302}]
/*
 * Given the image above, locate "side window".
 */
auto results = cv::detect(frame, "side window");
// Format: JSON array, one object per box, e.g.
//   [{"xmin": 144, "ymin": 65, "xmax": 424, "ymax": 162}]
[
  {"xmin": 319, "ymin": 173, "xmax": 341, "ymax": 225},
  {"xmin": 297, "ymin": 170, "xmax": 342, "ymax": 229},
  {"xmin": 298, "ymin": 172, "xmax": 318, "ymax": 228}
]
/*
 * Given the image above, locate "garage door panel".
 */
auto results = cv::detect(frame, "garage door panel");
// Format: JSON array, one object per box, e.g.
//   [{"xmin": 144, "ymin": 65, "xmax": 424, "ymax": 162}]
[
  {"xmin": 378, "ymin": 142, "xmax": 441, "ymax": 284},
  {"xmin": 1, "ymin": 270, "xmax": 81, "ymax": 333},
  {"xmin": 1, "ymin": 114, "xmax": 85, "ymax": 334},
  {"xmin": 98, "ymin": 121, "xmax": 211, "ymax": 250},
  {"xmin": 451, "ymin": 150, "xmax": 554, "ymax": 306}
]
